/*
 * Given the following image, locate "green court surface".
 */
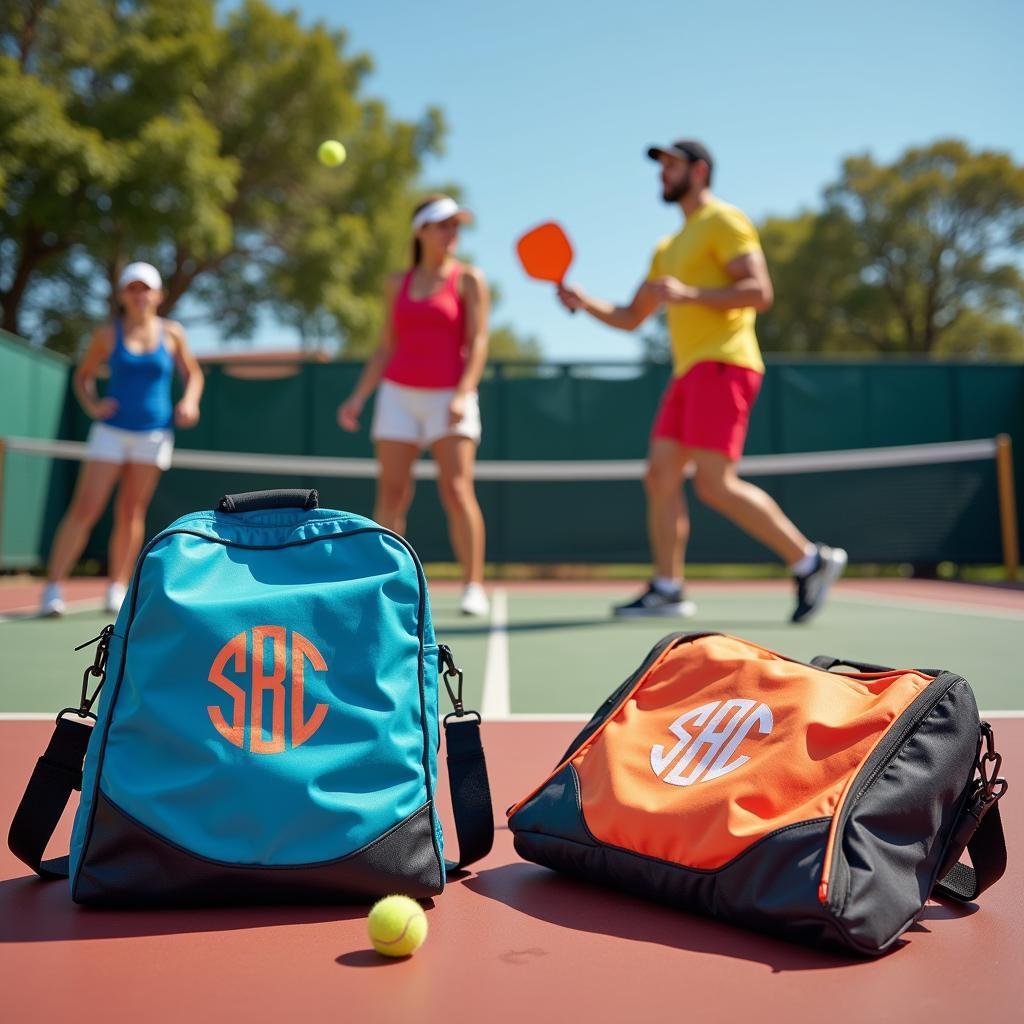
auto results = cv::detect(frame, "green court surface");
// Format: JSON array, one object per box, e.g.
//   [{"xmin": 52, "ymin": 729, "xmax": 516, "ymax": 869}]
[{"xmin": 3, "ymin": 580, "xmax": 1022, "ymax": 717}]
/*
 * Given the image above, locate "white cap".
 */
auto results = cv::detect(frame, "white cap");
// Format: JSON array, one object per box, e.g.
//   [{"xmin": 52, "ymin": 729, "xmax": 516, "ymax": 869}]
[
  {"xmin": 411, "ymin": 197, "xmax": 473, "ymax": 231},
  {"xmin": 118, "ymin": 261, "xmax": 163, "ymax": 290}
]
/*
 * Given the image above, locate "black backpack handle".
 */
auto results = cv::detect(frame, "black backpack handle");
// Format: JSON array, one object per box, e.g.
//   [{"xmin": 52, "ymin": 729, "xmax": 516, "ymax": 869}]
[{"xmin": 217, "ymin": 489, "xmax": 319, "ymax": 513}]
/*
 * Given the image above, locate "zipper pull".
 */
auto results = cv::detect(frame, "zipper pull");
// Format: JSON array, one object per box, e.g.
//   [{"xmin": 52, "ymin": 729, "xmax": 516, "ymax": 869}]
[
  {"xmin": 77, "ymin": 624, "xmax": 115, "ymax": 715},
  {"xmin": 438, "ymin": 644, "xmax": 465, "ymax": 716},
  {"xmin": 75, "ymin": 624, "xmax": 115, "ymax": 654}
]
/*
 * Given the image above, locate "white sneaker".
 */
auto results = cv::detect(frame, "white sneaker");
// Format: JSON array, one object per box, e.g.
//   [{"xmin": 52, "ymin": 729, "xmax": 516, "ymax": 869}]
[
  {"xmin": 40, "ymin": 582, "xmax": 65, "ymax": 617},
  {"xmin": 460, "ymin": 583, "xmax": 490, "ymax": 617},
  {"xmin": 106, "ymin": 582, "xmax": 127, "ymax": 616}
]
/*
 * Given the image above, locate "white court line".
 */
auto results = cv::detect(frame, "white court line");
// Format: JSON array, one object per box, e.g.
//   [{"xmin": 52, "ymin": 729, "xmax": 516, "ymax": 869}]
[
  {"xmin": 834, "ymin": 592, "xmax": 1024, "ymax": 622},
  {"xmin": 0, "ymin": 598, "xmax": 106, "ymax": 623},
  {"xmin": 481, "ymin": 589, "xmax": 510, "ymax": 719}
]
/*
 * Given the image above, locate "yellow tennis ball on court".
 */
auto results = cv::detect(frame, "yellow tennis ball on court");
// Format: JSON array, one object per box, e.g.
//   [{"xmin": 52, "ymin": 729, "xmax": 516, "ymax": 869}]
[
  {"xmin": 317, "ymin": 139, "xmax": 347, "ymax": 167},
  {"xmin": 367, "ymin": 895, "xmax": 428, "ymax": 957}
]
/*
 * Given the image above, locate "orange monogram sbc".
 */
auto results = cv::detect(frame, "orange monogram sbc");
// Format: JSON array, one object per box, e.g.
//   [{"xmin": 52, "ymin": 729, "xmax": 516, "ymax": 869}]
[{"xmin": 207, "ymin": 627, "xmax": 329, "ymax": 754}]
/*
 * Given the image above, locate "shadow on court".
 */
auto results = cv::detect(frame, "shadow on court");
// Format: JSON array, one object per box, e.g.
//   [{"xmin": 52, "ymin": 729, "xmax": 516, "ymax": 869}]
[
  {"xmin": 460, "ymin": 863, "xmax": 869, "ymax": 973},
  {"xmin": 0, "ymin": 875, "xmax": 378, "ymax": 943}
]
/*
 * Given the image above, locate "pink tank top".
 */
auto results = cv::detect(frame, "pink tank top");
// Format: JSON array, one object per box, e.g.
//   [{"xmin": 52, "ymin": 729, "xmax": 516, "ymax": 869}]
[{"xmin": 384, "ymin": 263, "xmax": 466, "ymax": 389}]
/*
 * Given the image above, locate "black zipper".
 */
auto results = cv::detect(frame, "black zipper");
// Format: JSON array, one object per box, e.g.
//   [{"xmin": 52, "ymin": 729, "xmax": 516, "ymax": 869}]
[{"xmin": 820, "ymin": 669, "xmax": 964, "ymax": 910}]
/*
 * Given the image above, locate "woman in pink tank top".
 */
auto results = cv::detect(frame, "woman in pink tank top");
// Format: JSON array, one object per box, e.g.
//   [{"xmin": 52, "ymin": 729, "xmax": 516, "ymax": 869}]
[{"xmin": 338, "ymin": 195, "xmax": 491, "ymax": 616}]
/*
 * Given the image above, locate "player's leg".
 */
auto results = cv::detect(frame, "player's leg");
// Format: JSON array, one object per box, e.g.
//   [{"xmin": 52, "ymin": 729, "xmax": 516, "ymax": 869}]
[
  {"xmin": 106, "ymin": 429, "xmax": 172, "ymax": 612},
  {"xmin": 646, "ymin": 437, "xmax": 692, "ymax": 582},
  {"xmin": 370, "ymin": 381, "xmax": 422, "ymax": 534},
  {"xmin": 691, "ymin": 448, "xmax": 807, "ymax": 561},
  {"xmin": 614, "ymin": 374, "xmax": 697, "ymax": 617},
  {"xmin": 684, "ymin": 362, "xmax": 846, "ymax": 622},
  {"xmin": 42, "ymin": 456, "xmax": 123, "ymax": 615},
  {"xmin": 107, "ymin": 461, "xmax": 162, "ymax": 613},
  {"xmin": 429, "ymin": 393, "xmax": 487, "ymax": 616},
  {"xmin": 373, "ymin": 440, "xmax": 419, "ymax": 535}
]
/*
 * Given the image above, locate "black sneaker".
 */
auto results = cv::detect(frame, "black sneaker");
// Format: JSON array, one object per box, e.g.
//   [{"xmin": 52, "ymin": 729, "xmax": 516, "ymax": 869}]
[
  {"xmin": 613, "ymin": 582, "xmax": 697, "ymax": 618},
  {"xmin": 792, "ymin": 544, "xmax": 848, "ymax": 623}
]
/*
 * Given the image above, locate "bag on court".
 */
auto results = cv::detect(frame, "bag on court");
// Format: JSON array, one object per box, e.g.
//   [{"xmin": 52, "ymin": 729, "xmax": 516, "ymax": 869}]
[
  {"xmin": 508, "ymin": 632, "xmax": 1008, "ymax": 956},
  {"xmin": 9, "ymin": 489, "xmax": 493, "ymax": 906}
]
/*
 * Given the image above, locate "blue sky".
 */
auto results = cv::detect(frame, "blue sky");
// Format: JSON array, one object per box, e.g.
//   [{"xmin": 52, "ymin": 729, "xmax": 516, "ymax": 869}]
[{"xmin": 197, "ymin": 0, "xmax": 1023, "ymax": 361}]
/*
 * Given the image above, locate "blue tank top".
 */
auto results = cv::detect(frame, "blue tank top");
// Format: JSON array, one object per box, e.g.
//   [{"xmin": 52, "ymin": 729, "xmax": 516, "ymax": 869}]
[{"xmin": 104, "ymin": 319, "xmax": 175, "ymax": 432}]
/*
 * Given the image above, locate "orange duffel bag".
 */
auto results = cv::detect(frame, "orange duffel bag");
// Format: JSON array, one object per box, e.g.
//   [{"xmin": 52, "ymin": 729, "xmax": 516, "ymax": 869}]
[{"xmin": 507, "ymin": 632, "xmax": 1008, "ymax": 956}]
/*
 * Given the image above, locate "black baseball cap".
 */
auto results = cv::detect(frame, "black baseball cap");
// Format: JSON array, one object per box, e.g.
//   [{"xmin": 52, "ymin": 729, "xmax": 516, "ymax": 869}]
[{"xmin": 647, "ymin": 139, "xmax": 714, "ymax": 172}]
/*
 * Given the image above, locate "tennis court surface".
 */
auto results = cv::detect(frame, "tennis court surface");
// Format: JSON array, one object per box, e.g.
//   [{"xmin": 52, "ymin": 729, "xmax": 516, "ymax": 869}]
[{"xmin": 1, "ymin": 577, "xmax": 1021, "ymax": 1022}]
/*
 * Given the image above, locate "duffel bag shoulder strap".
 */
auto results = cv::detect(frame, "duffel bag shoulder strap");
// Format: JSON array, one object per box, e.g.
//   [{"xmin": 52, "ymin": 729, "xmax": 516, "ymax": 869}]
[
  {"xmin": 933, "ymin": 722, "xmax": 1008, "ymax": 903},
  {"xmin": 7, "ymin": 712, "xmax": 94, "ymax": 879},
  {"xmin": 439, "ymin": 646, "xmax": 494, "ymax": 875},
  {"xmin": 934, "ymin": 803, "xmax": 1007, "ymax": 902}
]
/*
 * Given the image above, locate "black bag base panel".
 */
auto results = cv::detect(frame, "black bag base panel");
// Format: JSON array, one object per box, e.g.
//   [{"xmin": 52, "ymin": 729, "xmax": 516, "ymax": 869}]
[{"xmin": 72, "ymin": 793, "xmax": 445, "ymax": 907}]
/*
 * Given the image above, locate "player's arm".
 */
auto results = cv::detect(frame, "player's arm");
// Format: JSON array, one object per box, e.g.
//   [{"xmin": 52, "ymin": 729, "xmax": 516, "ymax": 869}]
[
  {"xmin": 557, "ymin": 278, "xmax": 660, "ymax": 332},
  {"xmin": 338, "ymin": 272, "xmax": 402, "ymax": 432},
  {"xmin": 73, "ymin": 325, "xmax": 117, "ymax": 420},
  {"xmin": 167, "ymin": 321, "xmax": 205, "ymax": 428},
  {"xmin": 648, "ymin": 249, "xmax": 773, "ymax": 312},
  {"xmin": 455, "ymin": 267, "xmax": 489, "ymax": 396}
]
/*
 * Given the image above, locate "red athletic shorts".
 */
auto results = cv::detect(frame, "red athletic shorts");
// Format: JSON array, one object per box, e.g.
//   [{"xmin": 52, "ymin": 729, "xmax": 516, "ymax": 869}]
[{"xmin": 650, "ymin": 360, "xmax": 763, "ymax": 461}]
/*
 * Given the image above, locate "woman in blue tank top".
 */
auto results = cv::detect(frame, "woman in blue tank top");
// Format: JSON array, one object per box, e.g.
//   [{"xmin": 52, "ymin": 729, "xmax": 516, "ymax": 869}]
[{"xmin": 40, "ymin": 262, "xmax": 204, "ymax": 616}]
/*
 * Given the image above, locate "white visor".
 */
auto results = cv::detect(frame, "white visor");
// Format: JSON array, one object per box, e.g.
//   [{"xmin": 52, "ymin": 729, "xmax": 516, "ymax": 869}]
[
  {"xmin": 118, "ymin": 261, "xmax": 163, "ymax": 290},
  {"xmin": 411, "ymin": 197, "xmax": 472, "ymax": 231}
]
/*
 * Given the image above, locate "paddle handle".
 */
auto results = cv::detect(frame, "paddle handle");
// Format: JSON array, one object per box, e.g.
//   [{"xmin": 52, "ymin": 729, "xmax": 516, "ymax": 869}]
[{"xmin": 556, "ymin": 278, "xmax": 577, "ymax": 315}]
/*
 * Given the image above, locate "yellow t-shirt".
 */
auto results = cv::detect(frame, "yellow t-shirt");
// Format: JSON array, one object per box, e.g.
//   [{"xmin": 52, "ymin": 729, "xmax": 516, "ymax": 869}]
[{"xmin": 647, "ymin": 199, "xmax": 765, "ymax": 378}]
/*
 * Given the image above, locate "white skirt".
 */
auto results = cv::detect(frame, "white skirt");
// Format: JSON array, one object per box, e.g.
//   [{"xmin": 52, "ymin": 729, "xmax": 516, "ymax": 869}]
[
  {"xmin": 370, "ymin": 381, "xmax": 481, "ymax": 447},
  {"xmin": 86, "ymin": 422, "xmax": 174, "ymax": 470}
]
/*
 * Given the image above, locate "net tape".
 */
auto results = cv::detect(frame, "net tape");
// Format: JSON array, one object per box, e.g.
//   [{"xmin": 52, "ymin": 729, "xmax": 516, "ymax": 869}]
[{"xmin": 2, "ymin": 436, "xmax": 999, "ymax": 482}]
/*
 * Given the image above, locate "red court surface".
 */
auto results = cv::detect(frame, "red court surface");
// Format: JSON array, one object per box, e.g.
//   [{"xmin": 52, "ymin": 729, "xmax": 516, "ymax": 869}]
[{"xmin": 1, "ymin": 717, "xmax": 1020, "ymax": 1024}]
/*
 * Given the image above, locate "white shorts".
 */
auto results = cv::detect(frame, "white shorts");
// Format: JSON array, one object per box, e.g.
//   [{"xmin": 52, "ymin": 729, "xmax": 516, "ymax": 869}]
[
  {"xmin": 86, "ymin": 422, "xmax": 174, "ymax": 471},
  {"xmin": 370, "ymin": 381, "xmax": 481, "ymax": 447}
]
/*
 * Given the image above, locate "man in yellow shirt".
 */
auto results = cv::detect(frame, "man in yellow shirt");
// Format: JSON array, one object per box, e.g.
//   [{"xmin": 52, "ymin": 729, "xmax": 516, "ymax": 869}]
[{"xmin": 558, "ymin": 139, "xmax": 845, "ymax": 622}]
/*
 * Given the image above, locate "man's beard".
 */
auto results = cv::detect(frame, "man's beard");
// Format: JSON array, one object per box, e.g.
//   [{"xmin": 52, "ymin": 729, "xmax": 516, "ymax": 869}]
[{"xmin": 662, "ymin": 167, "xmax": 693, "ymax": 203}]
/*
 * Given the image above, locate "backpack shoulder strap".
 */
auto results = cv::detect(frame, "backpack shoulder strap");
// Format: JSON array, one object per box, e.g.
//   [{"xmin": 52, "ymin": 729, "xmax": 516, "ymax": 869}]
[
  {"xmin": 443, "ymin": 713, "xmax": 493, "ymax": 875},
  {"xmin": 10, "ymin": 711, "xmax": 497, "ymax": 883},
  {"xmin": 437, "ymin": 644, "xmax": 493, "ymax": 875},
  {"xmin": 7, "ymin": 714, "xmax": 94, "ymax": 880}
]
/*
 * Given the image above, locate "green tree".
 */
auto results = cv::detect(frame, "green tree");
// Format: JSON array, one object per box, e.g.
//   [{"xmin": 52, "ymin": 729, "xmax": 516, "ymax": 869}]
[
  {"xmin": 1, "ymin": 1, "xmax": 230, "ymax": 349},
  {"xmin": 760, "ymin": 140, "xmax": 1024, "ymax": 356},
  {"xmin": 3, "ymin": 0, "xmax": 527, "ymax": 358}
]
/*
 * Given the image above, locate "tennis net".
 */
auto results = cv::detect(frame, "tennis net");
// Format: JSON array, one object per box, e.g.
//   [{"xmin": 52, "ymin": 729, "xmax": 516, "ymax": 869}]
[{"xmin": 1, "ymin": 434, "xmax": 1018, "ymax": 576}]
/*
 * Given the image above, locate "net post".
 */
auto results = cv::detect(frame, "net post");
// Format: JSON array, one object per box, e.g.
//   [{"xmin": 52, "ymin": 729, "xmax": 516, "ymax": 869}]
[{"xmin": 995, "ymin": 434, "xmax": 1019, "ymax": 582}]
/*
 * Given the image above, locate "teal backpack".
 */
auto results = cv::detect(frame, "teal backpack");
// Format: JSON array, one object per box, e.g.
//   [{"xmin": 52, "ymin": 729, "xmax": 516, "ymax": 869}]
[{"xmin": 9, "ymin": 489, "xmax": 493, "ymax": 905}]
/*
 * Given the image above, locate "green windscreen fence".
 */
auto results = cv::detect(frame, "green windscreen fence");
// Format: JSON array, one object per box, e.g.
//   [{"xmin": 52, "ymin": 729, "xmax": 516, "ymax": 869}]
[
  {"xmin": 4, "ymin": 355, "xmax": 1023, "ymax": 569},
  {"xmin": 0, "ymin": 332, "xmax": 71, "ymax": 568}
]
